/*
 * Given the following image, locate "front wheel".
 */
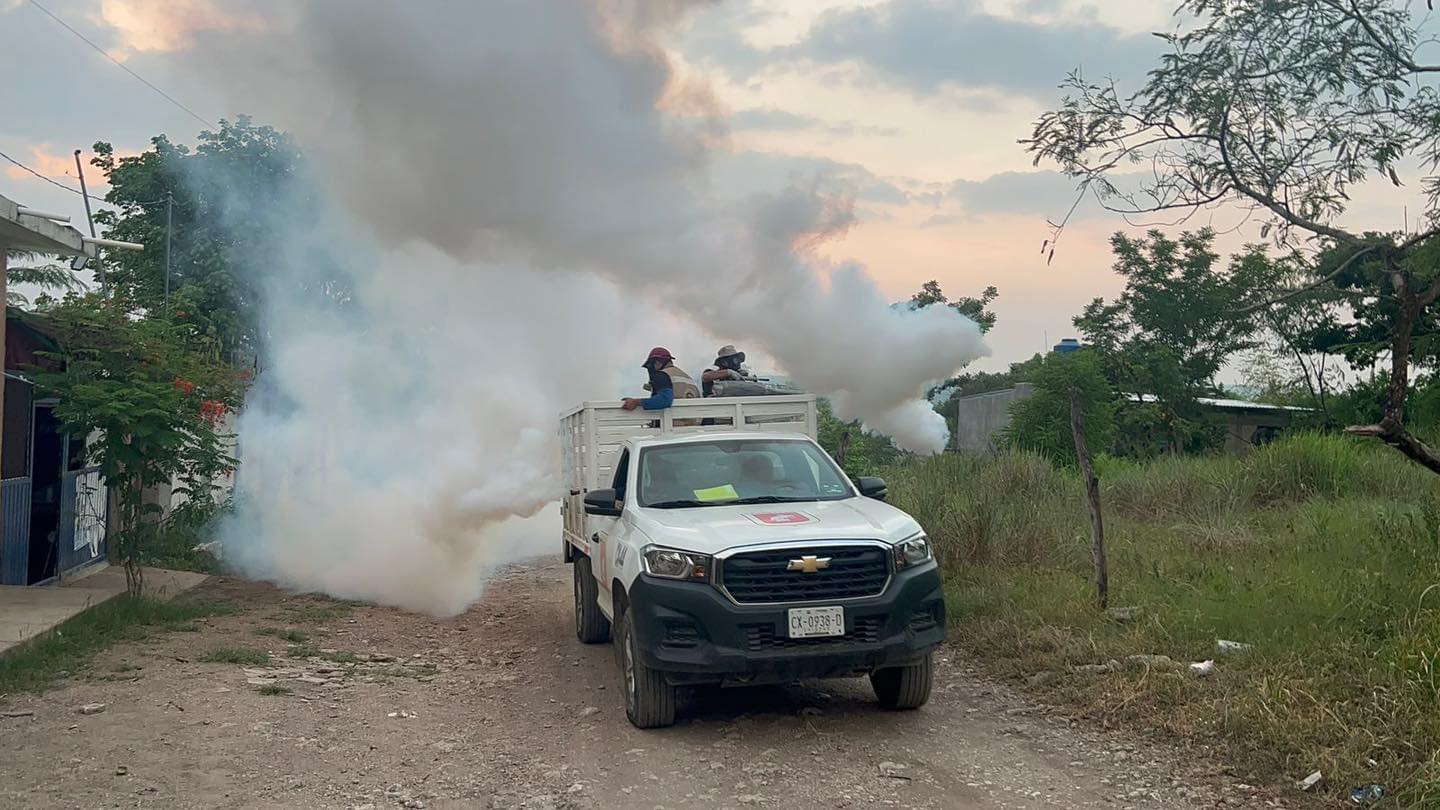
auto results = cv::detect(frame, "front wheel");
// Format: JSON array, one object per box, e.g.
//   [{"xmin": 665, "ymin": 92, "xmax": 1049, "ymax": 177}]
[
  {"xmin": 870, "ymin": 653, "xmax": 933, "ymax": 710},
  {"xmin": 573, "ymin": 556, "xmax": 610, "ymax": 643},
  {"xmin": 617, "ymin": 611, "xmax": 676, "ymax": 728}
]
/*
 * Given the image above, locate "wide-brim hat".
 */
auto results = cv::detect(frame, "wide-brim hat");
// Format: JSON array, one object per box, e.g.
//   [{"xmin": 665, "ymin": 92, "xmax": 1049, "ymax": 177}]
[{"xmin": 715, "ymin": 344, "xmax": 745, "ymax": 364}]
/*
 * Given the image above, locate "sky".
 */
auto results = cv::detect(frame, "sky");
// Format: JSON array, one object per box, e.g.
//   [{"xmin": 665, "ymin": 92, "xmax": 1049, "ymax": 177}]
[{"xmin": 0, "ymin": 0, "xmax": 1428, "ymax": 374}]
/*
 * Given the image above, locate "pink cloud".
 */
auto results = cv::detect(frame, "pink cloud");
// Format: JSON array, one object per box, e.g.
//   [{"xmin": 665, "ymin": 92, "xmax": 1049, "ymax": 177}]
[
  {"xmin": 4, "ymin": 143, "xmax": 142, "ymax": 190},
  {"xmin": 97, "ymin": 0, "xmax": 265, "ymax": 60}
]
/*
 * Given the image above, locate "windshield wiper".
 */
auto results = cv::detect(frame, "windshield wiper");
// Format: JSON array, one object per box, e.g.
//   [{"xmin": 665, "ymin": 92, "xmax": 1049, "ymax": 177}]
[
  {"xmin": 731, "ymin": 495, "xmax": 816, "ymax": 504},
  {"xmin": 646, "ymin": 499, "xmax": 720, "ymax": 509}
]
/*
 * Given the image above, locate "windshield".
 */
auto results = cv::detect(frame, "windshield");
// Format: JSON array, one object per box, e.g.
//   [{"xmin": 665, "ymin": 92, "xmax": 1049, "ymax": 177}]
[{"xmin": 636, "ymin": 439, "xmax": 853, "ymax": 508}]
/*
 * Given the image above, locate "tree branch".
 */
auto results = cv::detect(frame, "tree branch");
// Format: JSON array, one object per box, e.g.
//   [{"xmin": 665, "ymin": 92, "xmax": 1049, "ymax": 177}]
[
  {"xmin": 1345, "ymin": 422, "xmax": 1440, "ymax": 473},
  {"xmin": 1237, "ymin": 245, "xmax": 1377, "ymax": 314},
  {"xmin": 1338, "ymin": 0, "xmax": 1440, "ymax": 73},
  {"xmin": 1218, "ymin": 116, "xmax": 1361, "ymax": 244}
]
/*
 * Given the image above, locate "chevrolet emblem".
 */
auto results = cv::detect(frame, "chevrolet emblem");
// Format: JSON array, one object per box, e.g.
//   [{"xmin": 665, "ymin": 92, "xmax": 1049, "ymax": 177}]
[{"xmin": 786, "ymin": 555, "xmax": 831, "ymax": 573}]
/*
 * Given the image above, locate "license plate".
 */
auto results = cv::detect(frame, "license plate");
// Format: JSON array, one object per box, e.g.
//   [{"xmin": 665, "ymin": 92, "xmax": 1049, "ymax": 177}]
[{"xmin": 787, "ymin": 606, "xmax": 845, "ymax": 639}]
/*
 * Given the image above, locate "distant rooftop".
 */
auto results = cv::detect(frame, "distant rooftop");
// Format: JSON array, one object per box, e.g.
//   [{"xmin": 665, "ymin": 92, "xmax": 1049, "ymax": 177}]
[
  {"xmin": 951, "ymin": 385, "xmax": 1312, "ymax": 413},
  {"xmin": 1124, "ymin": 393, "xmax": 1314, "ymax": 412}
]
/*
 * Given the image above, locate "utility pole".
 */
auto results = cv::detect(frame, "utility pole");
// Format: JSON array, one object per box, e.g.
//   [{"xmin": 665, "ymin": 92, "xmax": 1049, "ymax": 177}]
[
  {"xmin": 164, "ymin": 192, "xmax": 173, "ymax": 313},
  {"xmin": 73, "ymin": 150, "xmax": 101, "ymax": 290}
]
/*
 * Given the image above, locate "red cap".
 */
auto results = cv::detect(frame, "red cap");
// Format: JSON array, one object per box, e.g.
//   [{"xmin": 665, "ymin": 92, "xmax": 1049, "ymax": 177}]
[{"xmin": 644, "ymin": 347, "xmax": 674, "ymax": 366}]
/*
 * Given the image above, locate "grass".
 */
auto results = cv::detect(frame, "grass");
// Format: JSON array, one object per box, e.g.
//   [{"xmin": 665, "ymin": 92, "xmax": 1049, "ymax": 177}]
[
  {"xmin": 255, "ymin": 627, "xmax": 309, "ymax": 644},
  {"xmin": 316, "ymin": 650, "xmax": 363, "ymax": 664},
  {"xmin": 280, "ymin": 601, "xmax": 355, "ymax": 624},
  {"xmin": 197, "ymin": 646, "xmax": 270, "ymax": 666},
  {"xmin": 256, "ymin": 684, "xmax": 291, "ymax": 696},
  {"xmin": 890, "ymin": 434, "xmax": 1440, "ymax": 807},
  {"xmin": 281, "ymin": 644, "xmax": 364, "ymax": 666},
  {"xmin": 0, "ymin": 596, "xmax": 235, "ymax": 696}
]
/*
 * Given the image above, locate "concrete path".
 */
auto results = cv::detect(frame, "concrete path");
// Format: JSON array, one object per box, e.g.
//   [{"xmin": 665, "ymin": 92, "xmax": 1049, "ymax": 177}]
[{"xmin": 0, "ymin": 565, "xmax": 209, "ymax": 656}]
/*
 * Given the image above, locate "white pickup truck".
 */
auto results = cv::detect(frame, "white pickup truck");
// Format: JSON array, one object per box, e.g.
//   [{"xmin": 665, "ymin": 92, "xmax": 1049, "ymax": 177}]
[{"xmin": 560, "ymin": 395, "xmax": 946, "ymax": 728}]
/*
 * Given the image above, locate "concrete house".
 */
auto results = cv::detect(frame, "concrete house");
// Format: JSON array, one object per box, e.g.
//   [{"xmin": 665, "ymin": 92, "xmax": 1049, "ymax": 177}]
[
  {"xmin": 0, "ymin": 194, "xmax": 107, "ymax": 585},
  {"xmin": 950, "ymin": 384, "xmax": 1310, "ymax": 455}
]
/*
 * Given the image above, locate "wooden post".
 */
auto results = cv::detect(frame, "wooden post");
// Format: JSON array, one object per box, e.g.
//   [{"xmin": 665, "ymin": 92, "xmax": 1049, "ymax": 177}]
[{"xmin": 1070, "ymin": 387, "xmax": 1108, "ymax": 609}]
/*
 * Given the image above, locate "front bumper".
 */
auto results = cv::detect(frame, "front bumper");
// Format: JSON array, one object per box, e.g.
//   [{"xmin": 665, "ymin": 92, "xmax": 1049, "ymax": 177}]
[{"xmin": 626, "ymin": 562, "xmax": 946, "ymax": 686}]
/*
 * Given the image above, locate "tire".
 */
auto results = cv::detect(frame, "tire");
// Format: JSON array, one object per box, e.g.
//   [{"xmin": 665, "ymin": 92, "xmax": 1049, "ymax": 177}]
[
  {"xmin": 870, "ymin": 653, "xmax": 933, "ymax": 710},
  {"xmin": 573, "ymin": 556, "xmax": 610, "ymax": 644},
  {"xmin": 617, "ymin": 611, "xmax": 676, "ymax": 728}
]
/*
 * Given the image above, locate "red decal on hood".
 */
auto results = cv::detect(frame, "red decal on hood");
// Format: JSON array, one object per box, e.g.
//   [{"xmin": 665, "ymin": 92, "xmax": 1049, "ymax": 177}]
[{"xmin": 750, "ymin": 512, "xmax": 813, "ymax": 525}]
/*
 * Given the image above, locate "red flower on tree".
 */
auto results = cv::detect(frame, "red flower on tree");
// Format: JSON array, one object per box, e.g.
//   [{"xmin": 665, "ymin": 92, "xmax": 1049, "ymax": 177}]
[
  {"xmin": 173, "ymin": 378, "xmax": 195, "ymax": 396},
  {"xmin": 199, "ymin": 399, "xmax": 227, "ymax": 426}
]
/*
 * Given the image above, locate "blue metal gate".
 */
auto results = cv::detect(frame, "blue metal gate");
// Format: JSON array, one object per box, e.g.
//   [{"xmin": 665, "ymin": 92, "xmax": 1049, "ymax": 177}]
[
  {"xmin": 0, "ymin": 373, "xmax": 34, "ymax": 585},
  {"xmin": 1, "ymin": 477, "xmax": 32, "ymax": 585}
]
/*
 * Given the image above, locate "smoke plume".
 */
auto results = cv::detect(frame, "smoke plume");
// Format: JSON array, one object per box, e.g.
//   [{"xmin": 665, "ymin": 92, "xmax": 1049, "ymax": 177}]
[{"xmin": 191, "ymin": 0, "xmax": 987, "ymax": 614}]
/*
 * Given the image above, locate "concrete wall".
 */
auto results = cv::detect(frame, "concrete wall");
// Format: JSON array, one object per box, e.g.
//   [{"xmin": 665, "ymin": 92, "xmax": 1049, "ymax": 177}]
[
  {"xmin": 1219, "ymin": 411, "xmax": 1292, "ymax": 453},
  {"xmin": 950, "ymin": 384, "xmax": 1035, "ymax": 453}
]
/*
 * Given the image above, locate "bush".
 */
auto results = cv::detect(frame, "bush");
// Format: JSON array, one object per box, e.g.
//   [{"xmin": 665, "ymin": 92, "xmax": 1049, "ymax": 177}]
[
  {"xmin": 1000, "ymin": 350, "xmax": 1117, "ymax": 465},
  {"xmin": 886, "ymin": 452, "xmax": 1084, "ymax": 566}
]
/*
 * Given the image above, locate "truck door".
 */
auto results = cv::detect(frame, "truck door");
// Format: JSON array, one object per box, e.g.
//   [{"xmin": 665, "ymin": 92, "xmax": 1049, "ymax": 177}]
[{"xmin": 588, "ymin": 449, "xmax": 628, "ymax": 602}]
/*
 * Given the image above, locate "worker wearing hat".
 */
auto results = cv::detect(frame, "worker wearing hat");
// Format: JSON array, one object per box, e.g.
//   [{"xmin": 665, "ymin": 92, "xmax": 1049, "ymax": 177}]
[
  {"xmin": 702, "ymin": 344, "xmax": 747, "ymax": 397},
  {"xmin": 622, "ymin": 347, "xmax": 700, "ymax": 411}
]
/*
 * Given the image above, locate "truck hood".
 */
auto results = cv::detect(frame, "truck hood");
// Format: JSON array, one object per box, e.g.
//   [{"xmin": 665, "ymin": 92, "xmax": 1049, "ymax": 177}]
[{"xmin": 630, "ymin": 497, "xmax": 922, "ymax": 556}]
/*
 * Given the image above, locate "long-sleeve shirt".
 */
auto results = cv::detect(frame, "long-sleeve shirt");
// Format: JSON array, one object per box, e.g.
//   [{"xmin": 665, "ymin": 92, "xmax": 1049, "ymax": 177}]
[
  {"xmin": 641, "ymin": 388, "xmax": 675, "ymax": 410},
  {"xmin": 640, "ymin": 367, "xmax": 675, "ymax": 410}
]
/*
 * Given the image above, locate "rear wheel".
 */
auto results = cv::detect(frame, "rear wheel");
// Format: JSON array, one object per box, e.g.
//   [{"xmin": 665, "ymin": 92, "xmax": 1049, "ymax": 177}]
[
  {"xmin": 617, "ymin": 611, "xmax": 676, "ymax": 728},
  {"xmin": 573, "ymin": 556, "xmax": 610, "ymax": 643},
  {"xmin": 870, "ymin": 653, "xmax": 933, "ymax": 710}
]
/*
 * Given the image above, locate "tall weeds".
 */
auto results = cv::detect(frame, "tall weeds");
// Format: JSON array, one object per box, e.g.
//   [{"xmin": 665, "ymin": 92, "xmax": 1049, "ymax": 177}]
[{"xmin": 898, "ymin": 433, "xmax": 1440, "ymax": 805}]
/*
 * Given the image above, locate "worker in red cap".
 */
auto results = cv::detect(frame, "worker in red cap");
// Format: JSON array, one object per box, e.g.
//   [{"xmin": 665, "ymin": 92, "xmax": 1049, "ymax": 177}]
[{"xmin": 622, "ymin": 347, "xmax": 700, "ymax": 411}]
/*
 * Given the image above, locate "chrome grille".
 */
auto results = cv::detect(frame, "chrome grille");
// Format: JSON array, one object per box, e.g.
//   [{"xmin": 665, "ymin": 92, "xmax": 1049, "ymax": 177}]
[{"xmin": 719, "ymin": 544, "xmax": 890, "ymax": 604}]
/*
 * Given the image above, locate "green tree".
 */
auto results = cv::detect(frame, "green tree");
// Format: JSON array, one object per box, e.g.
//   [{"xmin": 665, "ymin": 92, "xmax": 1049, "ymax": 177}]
[
  {"xmin": 3, "ymin": 252, "xmax": 86, "ymax": 308},
  {"xmin": 25, "ymin": 294, "xmax": 243, "ymax": 593},
  {"xmin": 1027, "ymin": 0, "xmax": 1440, "ymax": 473},
  {"xmin": 1001, "ymin": 351, "xmax": 1117, "ymax": 465},
  {"xmin": 1241, "ymin": 251, "xmax": 1349, "ymax": 420},
  {"xmin": 1075, "ymin": 230, "xmax": 1261, "ymax": 453},
  {"xmin": 816, "ymin": 400, "xmax": 902, "ymax": 477},
  {"xmin": 907, "ymin": 280, "xmax": 999, "ymax": 333},
  {"xmin": 91, "ymin": 116, "xmax": 325, "ymax": 363}
]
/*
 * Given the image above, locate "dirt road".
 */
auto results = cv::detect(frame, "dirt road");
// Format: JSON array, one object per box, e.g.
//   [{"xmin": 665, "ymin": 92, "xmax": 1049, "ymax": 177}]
[{"xmin": 0, "ymin": 562, "xmax": 1285, "ymax": 809}]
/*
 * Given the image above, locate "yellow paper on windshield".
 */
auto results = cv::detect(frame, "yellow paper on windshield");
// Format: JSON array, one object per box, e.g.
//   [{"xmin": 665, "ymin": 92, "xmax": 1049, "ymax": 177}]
[{"xmin": 693, "ymin": 484, "xmax": 739, "ymax": 502}]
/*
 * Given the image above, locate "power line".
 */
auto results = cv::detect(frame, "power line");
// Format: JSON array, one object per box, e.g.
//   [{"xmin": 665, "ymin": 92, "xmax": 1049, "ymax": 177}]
[
  {"xmin": 27, "ymin": 0, "xmax": 217, "ymax": 131},
  {"xmin": 0, "ymin": 148, "xmax": 84, "ymax": 196},
  {"xmin": 2, "ymin": 147, "xmax": 167, "ymax": 210}
]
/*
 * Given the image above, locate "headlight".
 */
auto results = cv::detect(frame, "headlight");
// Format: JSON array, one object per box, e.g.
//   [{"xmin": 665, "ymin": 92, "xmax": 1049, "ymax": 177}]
[
  {"xmin": 642, "ymin": 546, "xmax": 712, "ymax": 582},
  {"xmin": 895, "ymin": 534, "xmax": 932, "ymax": 568}
]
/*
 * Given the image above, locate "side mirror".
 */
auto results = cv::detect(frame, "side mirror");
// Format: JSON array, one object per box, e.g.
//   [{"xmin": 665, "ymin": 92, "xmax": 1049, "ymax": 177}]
[
  {"xmin": 584, "ymin": 488, "xmax": 621, "ymax": 517},
  {"xmin": 855, "ymin": 477, "xmax": 888, "ymax": 501}
]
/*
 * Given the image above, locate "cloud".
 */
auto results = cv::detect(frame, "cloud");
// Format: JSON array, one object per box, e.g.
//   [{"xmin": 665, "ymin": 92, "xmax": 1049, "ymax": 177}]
[
  {"xmin": 96, "ymin": 0, "xmax": 266, "ymax": 60},
  {"xmin": 698, "ymin": 0, "xmax": 1163, "ymax": 101},
  {"xmin": 949, "ymin": 170, "xmax": 1086, "ymax": 218},
  {"xmin": 712, "ymin": 149, "xmax": 913, "ymax": 207},
  {"xmin": 920, "ymin": 212, "xmax": 963, "ymax": 228},
  {"xmin": 730, "ymin": 106, "xmax": 901, "ymax": 137},
  {"xmin": 0, "ymin": 143, "xmax": 139, "ymax": 190},
  {"xmin": 947, "ymin": 169, "xmax": 1147, "ymax": 221},
  {"xmin": 2, "ymin": 144, "xmax": 78, "ymax": 184}
]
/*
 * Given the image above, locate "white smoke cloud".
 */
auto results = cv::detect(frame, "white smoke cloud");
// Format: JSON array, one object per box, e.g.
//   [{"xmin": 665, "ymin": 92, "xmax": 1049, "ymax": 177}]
[{"xmin": 191, "ymin": 0, "xmax": 986, "ymax": 614}]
